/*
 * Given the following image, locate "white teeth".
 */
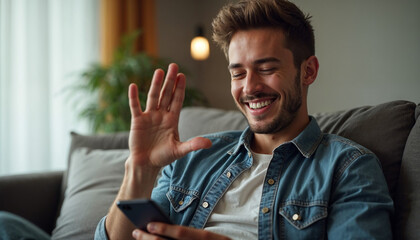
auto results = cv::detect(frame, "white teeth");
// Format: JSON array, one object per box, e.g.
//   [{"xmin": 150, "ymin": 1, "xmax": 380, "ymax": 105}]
[{"xmin": 249, "ymin": 100, "xmax": 272, "ymax": 109}]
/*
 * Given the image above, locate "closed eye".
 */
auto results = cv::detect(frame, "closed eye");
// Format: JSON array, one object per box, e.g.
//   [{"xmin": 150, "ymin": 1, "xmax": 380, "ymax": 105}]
[
  {"xmin": 231, "ymin": 72, "xmax": 246, "ymax": 80},
  {"xmin": 260, "ymin": 68, "xmax": 276, "ymax": 74}
]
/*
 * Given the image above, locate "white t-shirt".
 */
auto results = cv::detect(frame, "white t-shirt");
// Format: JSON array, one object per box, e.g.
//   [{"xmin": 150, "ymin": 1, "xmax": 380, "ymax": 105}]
[{"xmin": 204, "ymin": 151, "xmax": 273, "ymax": 240}]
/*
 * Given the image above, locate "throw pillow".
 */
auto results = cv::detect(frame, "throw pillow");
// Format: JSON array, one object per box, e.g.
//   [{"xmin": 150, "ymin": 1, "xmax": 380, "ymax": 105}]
[
  {"xmin": 61, "ymin": 131, "xmax": 129, "ymax": 196},
  {"xmin": 52, "ymin": 148, "xmax": 129, "ymax": 240}
]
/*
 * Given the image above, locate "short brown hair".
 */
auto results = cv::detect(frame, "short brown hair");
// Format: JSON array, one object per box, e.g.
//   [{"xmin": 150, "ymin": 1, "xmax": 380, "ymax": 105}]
[{"xmin": 212, "ymin": 0, "xmax": 314, "ymax": 68}]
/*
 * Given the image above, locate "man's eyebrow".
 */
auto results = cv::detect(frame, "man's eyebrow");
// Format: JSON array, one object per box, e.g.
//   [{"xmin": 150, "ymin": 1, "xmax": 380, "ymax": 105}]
[
  {"xmin": 228, "ymin": 57, "xmax": 280, "ymax": 70},
  {"xmin": 228, "ymin": 63, "xmax": 242, "ymax": 70},
  {"xmin": 254, "ymin": 57, "xmax": 281, "ymax": 65}
]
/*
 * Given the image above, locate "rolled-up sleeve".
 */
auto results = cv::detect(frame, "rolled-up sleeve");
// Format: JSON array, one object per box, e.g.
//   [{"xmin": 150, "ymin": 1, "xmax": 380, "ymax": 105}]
[{"xmin": 94, "ymin": 216, "xmax": 109, "ymax": 240}]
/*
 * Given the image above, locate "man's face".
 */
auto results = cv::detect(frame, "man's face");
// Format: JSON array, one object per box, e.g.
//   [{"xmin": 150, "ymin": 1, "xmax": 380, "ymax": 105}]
[{"xmin": 228, "ymin": 28, "xmax": 303, "ymax": 134}]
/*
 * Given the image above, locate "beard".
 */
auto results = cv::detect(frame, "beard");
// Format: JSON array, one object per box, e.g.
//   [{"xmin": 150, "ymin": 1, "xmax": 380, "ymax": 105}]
[{"xmin": 241, "ymin": 71, "xmax": 302, "ymax": 134}]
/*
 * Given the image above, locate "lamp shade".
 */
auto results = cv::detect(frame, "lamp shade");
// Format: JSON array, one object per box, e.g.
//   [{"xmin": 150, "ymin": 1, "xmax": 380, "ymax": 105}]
[
  {"xmin": 191, "ymin": 36, "xmax": 210, "ymax": 60},
  {"xmin": 191, "ymin": 26, "xmax": 210, "ymax": 60}
]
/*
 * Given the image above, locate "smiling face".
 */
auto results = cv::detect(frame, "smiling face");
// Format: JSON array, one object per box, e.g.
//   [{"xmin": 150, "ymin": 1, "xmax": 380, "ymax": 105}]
[{"xmin": 228, "ymin": 28, "xmax": 306, "ymax": 136}]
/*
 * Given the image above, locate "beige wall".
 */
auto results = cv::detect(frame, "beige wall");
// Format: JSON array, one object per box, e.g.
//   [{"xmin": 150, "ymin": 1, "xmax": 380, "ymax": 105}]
[
  {"xmin": 156, "ymin": 0, "xmax": 420, "ymax": 113},
  {"xmin": 156, "ymin": 0, "xmax": 235, "ymax": 109}
]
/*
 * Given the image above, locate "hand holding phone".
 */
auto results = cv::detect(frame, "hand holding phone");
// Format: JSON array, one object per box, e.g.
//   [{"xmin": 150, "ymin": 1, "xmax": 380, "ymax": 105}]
[
  {"xmin": 117, "ymin": 199, "xmax": 228, "ymax": 240},
  {"xmin": 117, "ymin": 199, "xmax": 172, "ymax": 231}
]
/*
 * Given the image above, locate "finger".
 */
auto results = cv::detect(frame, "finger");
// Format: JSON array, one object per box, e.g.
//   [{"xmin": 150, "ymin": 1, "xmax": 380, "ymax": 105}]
[
  {"xmin": 146, "ymin": 69, "xmax": 165, "ymax": 111},
  {"xmin": 129, "ymin": 83, "xmax": 142, "ymax": 117},
  {"xmin": 147, "ymin": 223, "xmax": 231, "ymax": 240},
  {"xmin": 175, "ymin": 137, "xmax": 212, "ymax": 159},
  {"xmin": 132, "ymin": 229, "xmax": 165, "ymax": 240},
  {"xmin": 169, "ymin": 73, "xmax": 186, "ymax": 114},
  {"xmin": 158, "ymin": 63, "xmax": 179, "ymax": 110}
]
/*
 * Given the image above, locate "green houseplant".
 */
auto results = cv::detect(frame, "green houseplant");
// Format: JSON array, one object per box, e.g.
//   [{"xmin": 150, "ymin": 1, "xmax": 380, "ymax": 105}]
[{"xmin": 73, "ymin": 31, "xmax": 207, "ymax": 133}]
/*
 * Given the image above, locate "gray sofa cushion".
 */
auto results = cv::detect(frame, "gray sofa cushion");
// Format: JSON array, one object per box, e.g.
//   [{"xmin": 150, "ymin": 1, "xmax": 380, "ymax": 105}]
[
  {"xmin": 313, "ymin": 100, "xmax": 416, "ymax": 198},
  {"xmin": 60, "ymin": 132, "xmax": 129, "ymax": 199},
  {"xmin": 53, "ymin": 132, "xmax": 129, "ymax": 239},
  {"xmin": 394, "ymin": 104, "xmax": 420, "ymax": 239},
  {"xmin": 52, "ymin": 148, "xmax": 128, "ymax": 240},
  {"xmin": 178, "ymin": 107, "xmax": 248, "ymax": 141},
  {"xmin": 0, "ymin": 171, "xmax": 63, "ymax": 234}
]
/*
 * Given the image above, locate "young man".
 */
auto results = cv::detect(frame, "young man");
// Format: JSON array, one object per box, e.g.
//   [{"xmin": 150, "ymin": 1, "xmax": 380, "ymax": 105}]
[{"xmin": 96, "ymin": 0, "xmax": 393, "ymax": 239}]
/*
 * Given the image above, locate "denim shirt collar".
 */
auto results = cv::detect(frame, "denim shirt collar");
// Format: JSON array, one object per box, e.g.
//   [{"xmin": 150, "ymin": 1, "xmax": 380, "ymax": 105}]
[
  {"xmin": 228, "ymin": 116, "xmax": 323, "ymax": 158},
  {"xmin": 290, "ymin": 116, "xmax": 323, "ymax": 158}
]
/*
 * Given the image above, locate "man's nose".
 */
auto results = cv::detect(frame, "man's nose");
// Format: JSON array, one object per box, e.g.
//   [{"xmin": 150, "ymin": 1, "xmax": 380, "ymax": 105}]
[{"xmin": 243, "ymin": 71, "xmax": 263, "ymax": 95}]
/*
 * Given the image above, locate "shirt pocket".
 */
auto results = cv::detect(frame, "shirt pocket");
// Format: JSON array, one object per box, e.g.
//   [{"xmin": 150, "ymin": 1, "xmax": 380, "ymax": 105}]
[
  {"xmin": 279, "ymin": 202, "xmax": 328, "ymax": 230},
  {"xmin": 166, "ymin": 185, "xmax": 200, "ymax": 213}
]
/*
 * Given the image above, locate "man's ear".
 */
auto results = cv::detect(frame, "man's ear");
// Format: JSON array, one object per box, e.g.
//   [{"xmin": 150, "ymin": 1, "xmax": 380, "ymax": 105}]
[{"xmin": 301, "ymin": 56, "xmax": 319, "ymax": 86}]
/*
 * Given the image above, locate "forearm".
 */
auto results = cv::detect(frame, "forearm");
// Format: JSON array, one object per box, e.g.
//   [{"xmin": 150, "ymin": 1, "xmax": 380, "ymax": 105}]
[{"xmin": 105, "ymin": 157, "xmax": 161, "ymax": 240}]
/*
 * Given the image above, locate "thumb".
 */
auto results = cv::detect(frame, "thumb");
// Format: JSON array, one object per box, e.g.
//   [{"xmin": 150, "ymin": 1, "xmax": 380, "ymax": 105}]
[
  {"xmin": 177, "ymin": 137, "xmax": 212, "ymax": 158},
  {"xmin": 189, "ymin": 137, "xmax": 212, "ymax": 151}
]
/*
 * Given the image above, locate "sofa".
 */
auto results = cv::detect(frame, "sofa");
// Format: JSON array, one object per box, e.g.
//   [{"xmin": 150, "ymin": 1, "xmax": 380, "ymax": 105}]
[{"xmin": 0, "ymin": 100, "xmax": 419, "ymax": 239}]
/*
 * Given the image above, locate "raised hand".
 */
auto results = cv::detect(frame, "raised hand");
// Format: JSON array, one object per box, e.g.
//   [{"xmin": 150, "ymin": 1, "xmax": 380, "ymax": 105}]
[
  {"xmin": 106, "ymin": 64, "xmax": 212, "ymax": 240},
  {"xmin": 127, "ymin": 63, "xmax": 212, "ymax": 170}
]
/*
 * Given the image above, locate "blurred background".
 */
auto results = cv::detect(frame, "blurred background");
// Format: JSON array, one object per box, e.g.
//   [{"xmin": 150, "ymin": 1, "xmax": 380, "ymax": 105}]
[{"xmin": 1, "ymin": 0, "xmax": 419, "ymax": 176}]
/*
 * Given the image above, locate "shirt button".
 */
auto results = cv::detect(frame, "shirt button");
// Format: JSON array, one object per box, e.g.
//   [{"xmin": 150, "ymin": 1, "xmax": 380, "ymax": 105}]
[
  {"xmin": 261, "ymin": 207, "xmax": 270, "ymax": 214},
  {"xmin": 248, "ymin": 152, "xmax": 252, "ymax": 157},
  {"xmin": 226, "ymin": 171, "xmax": 232, "ymax": 178},
  {"xmin": 178, "ymin": 200, "xmax": 184, "ymax": 205},
  {"xmin": 267, "ymin": 179, "xmax": 275, "ymax": 185},
  {"xmin": 292, "ymin": 213, "xmax": 301, "ymax": 221},
  {"xmin": 202, "ymin": 202, "xmax": 209, "ymax": 208}
]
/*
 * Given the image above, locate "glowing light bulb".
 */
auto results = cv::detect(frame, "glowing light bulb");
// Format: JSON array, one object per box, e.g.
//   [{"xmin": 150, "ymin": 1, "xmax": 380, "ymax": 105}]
[{"xmin": 191, "ymin": 36, "xmax": 210, "ymax": 60}]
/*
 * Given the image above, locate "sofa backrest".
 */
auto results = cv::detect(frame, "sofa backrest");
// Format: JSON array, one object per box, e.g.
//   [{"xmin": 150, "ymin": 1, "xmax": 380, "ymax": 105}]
[
  {"xmin": 181, "ymin": 101, "xmax": 417, "ymax": 197},
  {"xmin": 59, "ymin": 100, "xmax": 417, "ymax": 239},
  {"xmin": 179, "ymin": 100, "xmax": 419, "ymax": 239}
]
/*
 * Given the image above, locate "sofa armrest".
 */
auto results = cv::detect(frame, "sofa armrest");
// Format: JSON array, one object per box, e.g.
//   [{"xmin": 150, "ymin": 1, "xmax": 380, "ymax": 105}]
[{"xmin": 0, "ymin": 171, "xmax": 64, "ymax": 234}]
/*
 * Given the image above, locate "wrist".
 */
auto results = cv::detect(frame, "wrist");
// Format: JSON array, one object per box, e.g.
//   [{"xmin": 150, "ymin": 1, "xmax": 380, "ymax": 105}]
[{"xmin": 118, "ymin": 156, "xmax": 161, "ymax": 200}]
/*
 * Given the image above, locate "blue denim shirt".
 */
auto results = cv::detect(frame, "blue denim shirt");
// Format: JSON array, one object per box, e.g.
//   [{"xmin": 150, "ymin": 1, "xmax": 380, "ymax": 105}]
[{"xmin": 95, "ymin": 117, "xmax": 394, "ymax": 239}]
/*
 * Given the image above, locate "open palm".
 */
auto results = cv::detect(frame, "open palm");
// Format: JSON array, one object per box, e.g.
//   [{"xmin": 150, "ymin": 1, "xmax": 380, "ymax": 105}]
[{"xmin": 128, "ymin": 63, "xmax": 211, "ymax": 169}]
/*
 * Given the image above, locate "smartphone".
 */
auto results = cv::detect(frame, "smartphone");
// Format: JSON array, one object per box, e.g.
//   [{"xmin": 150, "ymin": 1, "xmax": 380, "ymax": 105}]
[{"xmin": 117, "ymin": 199, "xmax": 172, "ymax": 231}]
